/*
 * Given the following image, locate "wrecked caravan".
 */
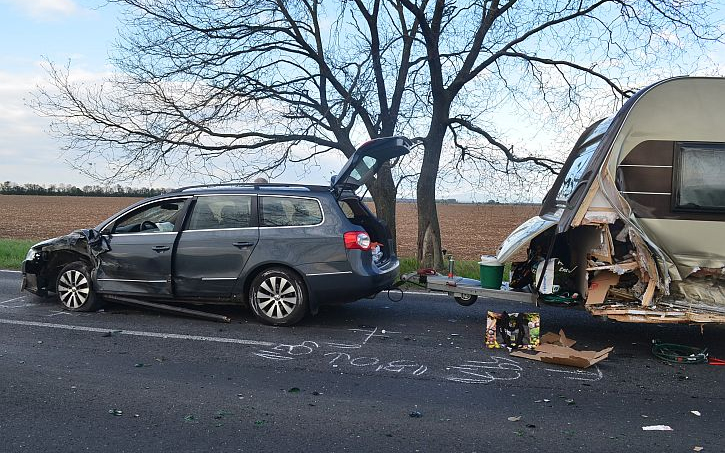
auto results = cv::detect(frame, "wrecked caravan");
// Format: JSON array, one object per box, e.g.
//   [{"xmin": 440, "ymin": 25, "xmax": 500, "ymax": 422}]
[{"xmin": 498, "ymin": 77, "xmax": 725, "ymax": 323}]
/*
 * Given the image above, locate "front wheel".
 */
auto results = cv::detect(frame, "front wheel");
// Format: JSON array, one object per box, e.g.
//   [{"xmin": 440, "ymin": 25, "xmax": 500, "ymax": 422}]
[
  {"xmin": 249, "ymin": 268, "xmax": 307, "ymax": 326},
  {"xmin": 56, "ymin": 262, "xmax": 103, "ymax": 312}
]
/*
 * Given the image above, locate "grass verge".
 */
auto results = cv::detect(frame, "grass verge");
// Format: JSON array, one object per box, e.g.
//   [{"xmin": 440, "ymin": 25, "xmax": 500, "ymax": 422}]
[
  {"xmin": 1, "ymin": 238, "xmax": 507, "ymax": 284},
  {"xmin": 0, "ymin": 238, "xmax": 37, "ymax": 270},
  {"xmin": 399, "ymin": 257, "xmax": 482, "ymax": 280}
]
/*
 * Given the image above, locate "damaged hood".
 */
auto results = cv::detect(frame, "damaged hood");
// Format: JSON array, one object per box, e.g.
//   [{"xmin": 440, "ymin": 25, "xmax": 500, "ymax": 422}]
[{"xmin": 32, "ymin": 229, "xmax": 110, "ymax": 257}]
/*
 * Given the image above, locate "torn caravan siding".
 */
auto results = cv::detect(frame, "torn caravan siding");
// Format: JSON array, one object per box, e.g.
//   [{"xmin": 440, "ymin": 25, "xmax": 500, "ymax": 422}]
[{"xmin": 498, "ymin": 77, "xmax": 725, "ymax": 324}]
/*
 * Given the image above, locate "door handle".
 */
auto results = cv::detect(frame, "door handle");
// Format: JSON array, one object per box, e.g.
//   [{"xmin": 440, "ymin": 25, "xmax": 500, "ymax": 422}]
[
  {"xmin": 152, "ymin": 245, "xmax": 170, "ymax": 252},
  {"xmin": 232, "ymin": 241, "xmax": 254, "ymax": 249}
]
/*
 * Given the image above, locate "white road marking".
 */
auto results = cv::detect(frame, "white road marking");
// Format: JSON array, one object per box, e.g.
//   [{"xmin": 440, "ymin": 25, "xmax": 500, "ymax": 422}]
[
  {"xmin": 0, "ymin": 270, "xmax": 22, "ymax": 274},
  {"xmin": 0, "ymin": 318, "xmax": 275, "ymax": 346}
]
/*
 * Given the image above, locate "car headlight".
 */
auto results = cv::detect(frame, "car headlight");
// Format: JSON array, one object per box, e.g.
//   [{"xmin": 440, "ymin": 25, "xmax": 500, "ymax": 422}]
[{"xmin": 25, "ymin": 248, "xmax": 39, "ymax": 261}]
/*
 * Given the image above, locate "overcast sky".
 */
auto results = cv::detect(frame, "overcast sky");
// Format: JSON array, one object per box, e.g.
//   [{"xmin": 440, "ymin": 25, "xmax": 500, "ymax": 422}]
[
  {"xmin": 2, "ymin": 0, "xmax": 725, "ymax": 202},
  {"xmin": 0, "ymin": 0, "xmax": 118, "ymax": 186}
]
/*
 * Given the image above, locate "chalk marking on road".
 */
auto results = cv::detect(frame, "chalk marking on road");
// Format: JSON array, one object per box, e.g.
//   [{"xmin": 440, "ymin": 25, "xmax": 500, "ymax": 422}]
[
  {"xmin": 445, "ymin": 357, "xmax": 523, "ymax": 384},
  {"xmin": 1, "ymin": 296, "xmax": 27, "ymax": 304},
  {"xmin": 46, "ymin": 310, "xmax": 76, "ymax": 317},
  {"xmin": 348, "ymin": 327, "xmax": 401, "ymax": 344},
  {"xmin": 253, "ymin": 351, "xmax": 295, "ymax": 360},
  {"xmin": 0, "ymin": 318, "xmax": 275, "ymax": 346},
  {"xmin": 0, "ymin": 296, "xmax": 33, "ymax": 309},
  {"xmin": 544, "ymin": 366, "xmax": 603, "ymax": 381},
  {"xmin": 323, "ymin": 342, "xmax": 362, "ymax": 349}
]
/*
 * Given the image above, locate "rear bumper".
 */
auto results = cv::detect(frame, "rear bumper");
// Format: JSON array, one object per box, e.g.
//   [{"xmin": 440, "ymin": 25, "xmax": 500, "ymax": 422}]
[{"xmin": 304, "ymin": 256, "xmax": 399, "ymax": 305}]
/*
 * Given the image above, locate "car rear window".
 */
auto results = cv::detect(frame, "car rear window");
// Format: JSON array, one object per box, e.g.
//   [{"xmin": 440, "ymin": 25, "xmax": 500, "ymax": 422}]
[
  {"xmin": 188, "ymin": 195, "xmax": 253, "ymax": 230},
  {"xmin": 260, "ymin": 196, "xmax": 322, "ymax": 227}
]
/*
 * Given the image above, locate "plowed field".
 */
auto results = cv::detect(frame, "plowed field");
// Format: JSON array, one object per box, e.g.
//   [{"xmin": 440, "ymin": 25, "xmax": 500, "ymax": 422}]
[{"xmin": 0, "ymin": 195, "xmax": 539, "ymax": 260}]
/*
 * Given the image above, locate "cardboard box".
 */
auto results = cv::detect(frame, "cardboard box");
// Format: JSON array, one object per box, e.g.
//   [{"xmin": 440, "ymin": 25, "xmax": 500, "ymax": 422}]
[
  {"xmin": 586, "ymin": 271, "xmax": 620, "ymax": 306},
  {"xmin": 510, "ymin": 329, "xmax": 613, "ymax": 368}
]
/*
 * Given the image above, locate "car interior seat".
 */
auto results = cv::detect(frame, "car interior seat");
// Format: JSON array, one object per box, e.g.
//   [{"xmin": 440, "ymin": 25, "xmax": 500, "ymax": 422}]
[{"xmin": 189, "ymin": 203, "xmax": 218, "ymax": 229}]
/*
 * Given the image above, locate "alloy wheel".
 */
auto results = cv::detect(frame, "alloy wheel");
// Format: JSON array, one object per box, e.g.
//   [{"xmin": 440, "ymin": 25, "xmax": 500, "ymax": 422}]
[
  {"xmin": 255, "ymin": 275, "xmax": 298, "ymax": 319},
  {"xmin": 57, "ymin": 269, "xmax": 90, "ymax": 309}
]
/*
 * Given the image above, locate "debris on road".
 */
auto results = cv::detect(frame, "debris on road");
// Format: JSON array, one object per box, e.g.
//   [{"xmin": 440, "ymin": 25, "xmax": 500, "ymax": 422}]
[
  {"xmin": 507, "ymin": 416, "xmax": 521, "ymax": 422},
  {"xmin": 409, "ymin": 411, "xmax": 423, "ymax": 418},
  {"xmin": 105, "ymin": 295, "xmax": 231, "ymax": 323},
  {"xmin": 485, "ymin": 311, "xmax": 540, "ymax": 350},
  {"xmin": 691, "ymin": 410, "xmax": 701, "ymax": 416},
  {"xmin": 101, "ymin": 330, "xmax": 122, "ymax": 337},
  {"xmin": 510, "ymin": 329, "xmax": 613, "ymax": 368},
  {"xmin": 642, "ymin": 425, "xmax": 673, "ymax": 431},
  {"xmin": 652, "ymin": 340, "xmax": 708, "ymax": 364},
  {"xmin": 108, "ymin": 409, "xmax": 123, "ymax": 416},
  {"xmin": 214, "ymin": 410, "xmax": 233, "ymax": 420}
]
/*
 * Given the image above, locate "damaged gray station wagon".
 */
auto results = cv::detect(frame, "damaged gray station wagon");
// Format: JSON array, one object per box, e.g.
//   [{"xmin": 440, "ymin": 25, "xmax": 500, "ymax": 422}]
[{"xmin": 22, "ymin": 137, "xmax": 410, "ymax": 326}]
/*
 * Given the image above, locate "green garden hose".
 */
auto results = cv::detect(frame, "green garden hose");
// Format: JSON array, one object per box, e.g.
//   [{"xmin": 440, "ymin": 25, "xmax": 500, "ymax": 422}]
[{"xmin": 652, "ymin": 340, "xmax": 708, "ymax": 364}]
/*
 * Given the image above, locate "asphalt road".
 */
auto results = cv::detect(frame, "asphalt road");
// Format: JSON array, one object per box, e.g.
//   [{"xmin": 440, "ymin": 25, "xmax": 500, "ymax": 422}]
[{"xmin": 1, "ymin": 270, "xmax": 724, "ymax": 452}]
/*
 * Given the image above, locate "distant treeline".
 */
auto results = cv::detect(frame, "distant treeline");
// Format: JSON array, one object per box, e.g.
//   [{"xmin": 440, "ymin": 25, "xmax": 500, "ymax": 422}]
[{"xmin": 0, "ymin": 182, "xmax": 168, "ymax": 197}]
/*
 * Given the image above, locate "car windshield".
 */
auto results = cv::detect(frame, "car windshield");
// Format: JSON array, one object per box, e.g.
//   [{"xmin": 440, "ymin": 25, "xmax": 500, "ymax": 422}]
[{"xmin": 555, "ymin": 117, "xmax": 613, "ymax": 204}]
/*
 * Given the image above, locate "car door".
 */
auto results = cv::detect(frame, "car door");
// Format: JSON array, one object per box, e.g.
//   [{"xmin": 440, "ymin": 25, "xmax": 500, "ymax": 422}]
[
  {"xmin": 96, "ymin": 198, "xmax": 189, "ymax": 296},
  {"xmin": 174, "ymin": 194, "xmax": 259, "ymax": 298}
]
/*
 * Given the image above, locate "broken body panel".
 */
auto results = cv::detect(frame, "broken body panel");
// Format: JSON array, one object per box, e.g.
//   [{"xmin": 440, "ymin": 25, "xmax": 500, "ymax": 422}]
[{"xmin": 498, "ymin": 77, "xmax": 725, "ymax": 324}]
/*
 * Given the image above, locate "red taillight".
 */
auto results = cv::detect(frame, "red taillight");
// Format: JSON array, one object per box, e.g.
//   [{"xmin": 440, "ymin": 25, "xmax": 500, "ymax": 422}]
[{"xmin": 344, "ymin": 231, "xmax": 371, "ymax": 250}]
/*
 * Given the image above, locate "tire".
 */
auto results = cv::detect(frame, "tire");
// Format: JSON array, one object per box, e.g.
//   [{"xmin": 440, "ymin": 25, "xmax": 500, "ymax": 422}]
[
  {"xmin": 454, "ymin": 294, "xmax": 478, "ymax": 306},
  {"xmin": 249, "ymin": 268, "xmax": 307, "ymax": 326},
  {"xmin": 56, "ymin": 262, "xmax": 103, "ymax": 312}
]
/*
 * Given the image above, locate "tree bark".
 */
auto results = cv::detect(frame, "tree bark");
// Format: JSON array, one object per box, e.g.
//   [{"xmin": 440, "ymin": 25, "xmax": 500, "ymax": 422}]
[
  {"xmin": 367, "ymin": 164, "xmax": 398, "ymax": 253},
  {"xmin": 417, "ymin": 113, "xmax": 448, "ymax": 269}
]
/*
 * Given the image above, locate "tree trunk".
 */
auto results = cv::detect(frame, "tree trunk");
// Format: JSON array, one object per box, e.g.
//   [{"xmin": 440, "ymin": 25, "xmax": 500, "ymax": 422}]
[
  {"xmin": 367, "ymin": 163, "xmax": 398, "ymax": 253},
  {"xmin": 416, "ymin": 124, "xmax": 447, "ymax": 270}
]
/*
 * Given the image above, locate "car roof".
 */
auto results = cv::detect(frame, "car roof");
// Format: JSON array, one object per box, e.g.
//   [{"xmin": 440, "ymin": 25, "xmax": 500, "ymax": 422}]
[{"xmin": 166, "ymin": 183, "xmax": 331, "ymax": 197}]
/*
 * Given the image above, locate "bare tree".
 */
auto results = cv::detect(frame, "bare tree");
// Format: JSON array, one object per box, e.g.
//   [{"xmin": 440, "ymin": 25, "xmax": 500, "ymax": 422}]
[{"xmin": 33, "ymin": 0, "xmax": 721, "ymax": 267}]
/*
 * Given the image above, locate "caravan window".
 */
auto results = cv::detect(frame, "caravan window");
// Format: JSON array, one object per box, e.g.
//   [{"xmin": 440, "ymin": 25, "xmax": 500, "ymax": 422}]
[{"xmin": 673, "ymin": 143, "xmax": 725, "ymax": 212}]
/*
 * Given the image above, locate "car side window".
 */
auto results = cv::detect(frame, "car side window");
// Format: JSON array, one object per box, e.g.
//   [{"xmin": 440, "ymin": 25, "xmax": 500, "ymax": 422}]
[
  {"xmin": 113, "ymin": 200, "xmax": 185, "ymax": 234},
  {"xmin": 187, "ymin": 195, "xmax": 253, "ymax": 230},
  {"xmin": 260, "ymin": 196, "xmax": 322, "ymax": 227}
]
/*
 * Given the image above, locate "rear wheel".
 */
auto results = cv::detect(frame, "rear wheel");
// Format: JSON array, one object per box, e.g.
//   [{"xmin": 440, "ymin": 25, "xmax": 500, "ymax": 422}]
[
  {"xmin": 56, "ymin": 262, "xmax": 103, "ymax": 312},
  {"xmin": 454, "ymin": 294, "xmax": 478, "ymax": 306},
  {"xmin": 249, "ymin": 268, "xmax": 307, "ymax": 326}
]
